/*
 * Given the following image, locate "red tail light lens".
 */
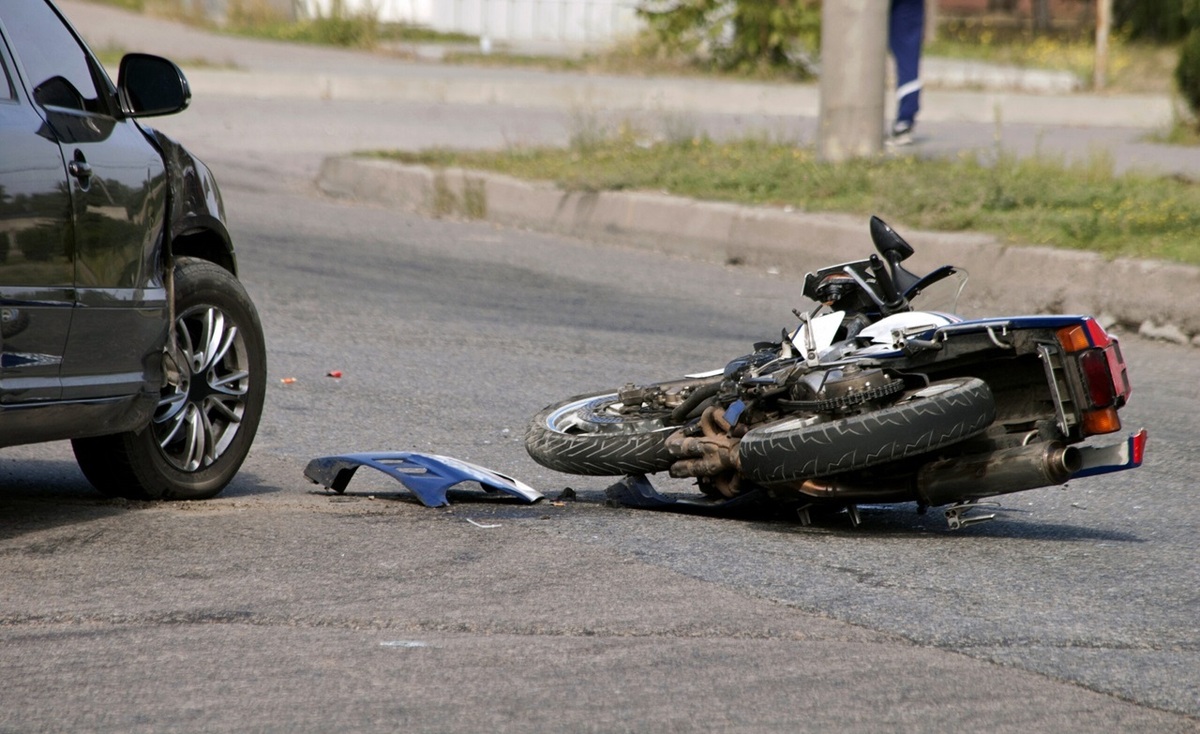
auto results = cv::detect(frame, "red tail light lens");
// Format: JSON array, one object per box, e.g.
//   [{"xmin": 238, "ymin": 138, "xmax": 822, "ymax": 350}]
[
  {"xmin": 1079, "ymin": 350, "xmax": 1118, "ymax": 408},
  {"xmin": 1106, "ymin": 339, "xmax": 1131, "ymax": 403},
  {"xmin": 1083, "ymin": 318, "xmax": 1112, "ymax": 348}
]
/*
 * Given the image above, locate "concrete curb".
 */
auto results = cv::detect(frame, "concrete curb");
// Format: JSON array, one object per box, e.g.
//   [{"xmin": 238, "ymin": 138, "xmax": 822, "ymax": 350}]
[
  {"xmin": 922, "ymin": 57, "xmax": 1081, "ymax": 95},
  {"xmin": 318, "ymin": 156, "xmax": 1200, "ymax": 345}
]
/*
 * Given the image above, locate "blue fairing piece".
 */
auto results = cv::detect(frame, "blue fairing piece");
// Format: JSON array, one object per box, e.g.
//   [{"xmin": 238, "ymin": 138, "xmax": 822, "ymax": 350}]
[{"xmin": 304, "ymin": 452, "xmax": 544, "ymax": 507}]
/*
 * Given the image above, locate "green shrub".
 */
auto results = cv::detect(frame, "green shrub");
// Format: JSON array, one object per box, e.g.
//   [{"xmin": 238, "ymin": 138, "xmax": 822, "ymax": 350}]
[
  {"xmin": 1115, "ymin": 0, "xmax": 1200, "ymax": 41},
  {"xmin": 1177, "ymin": 29, "xmax": 1200, "ymax": 123},
  {"xmin": 637, "ymin": 0, "xmax": 820, "ymax": 76}
]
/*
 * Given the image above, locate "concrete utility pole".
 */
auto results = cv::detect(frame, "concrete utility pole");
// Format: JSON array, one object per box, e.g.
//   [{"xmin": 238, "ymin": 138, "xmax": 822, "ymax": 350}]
[{"xmin": 818, "ymin": 0, "xmax": 889, "ymax": 162}]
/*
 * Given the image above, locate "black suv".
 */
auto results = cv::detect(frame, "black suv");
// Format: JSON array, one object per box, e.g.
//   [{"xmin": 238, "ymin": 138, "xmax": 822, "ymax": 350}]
[{"xmin": 0, "ymin": 1, "xmax": 265, "ymax": 500}]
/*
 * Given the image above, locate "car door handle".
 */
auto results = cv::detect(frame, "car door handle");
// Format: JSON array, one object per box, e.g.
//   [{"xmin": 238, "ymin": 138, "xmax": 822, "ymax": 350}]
[{"xmin": 68, "ymin": 159, "xmax": 93, "ymax": 180}]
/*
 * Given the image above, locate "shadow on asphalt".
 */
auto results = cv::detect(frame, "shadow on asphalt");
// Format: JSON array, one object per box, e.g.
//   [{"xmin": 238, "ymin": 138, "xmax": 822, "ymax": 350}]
[
  {"xmin": 509, "ymin": 485, "xmax": 1148, "ymax": 543},
  {"xmin": 0, "ymin": 458, "xmax": 127, "ymax": 541},
  {"xmin": 745, "ymin": 506, "xmax": 1146, "ymax": 543},
  {"xmin": 0, "ymin": 463, "xmax": 282, "ymax": 541},
  {"xmin": 215, "ymin": 469, "xmax": 284, "ymax": 499}
]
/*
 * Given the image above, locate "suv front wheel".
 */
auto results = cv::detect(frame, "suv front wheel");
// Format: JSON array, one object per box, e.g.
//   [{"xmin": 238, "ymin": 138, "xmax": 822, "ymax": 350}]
[{"xmin": 73, "ymin": 257, "xmax": 267, "ymax": 500}]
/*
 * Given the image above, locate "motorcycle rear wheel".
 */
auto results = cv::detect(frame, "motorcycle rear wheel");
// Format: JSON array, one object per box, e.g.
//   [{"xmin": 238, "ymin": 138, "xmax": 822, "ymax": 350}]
[
  {"xmin": 525, "ymin": 390, "xmax": 682, "ymax": 476},
  {"xmin": 739, "ymin": 377, "xmax": 995, "ymax": 484}
]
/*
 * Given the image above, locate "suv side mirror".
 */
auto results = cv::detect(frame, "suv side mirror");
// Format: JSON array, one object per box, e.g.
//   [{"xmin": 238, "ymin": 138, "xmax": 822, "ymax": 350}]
[{"xmin": 117, "ymin": 53, "xmax": 190, "ymax": 117}]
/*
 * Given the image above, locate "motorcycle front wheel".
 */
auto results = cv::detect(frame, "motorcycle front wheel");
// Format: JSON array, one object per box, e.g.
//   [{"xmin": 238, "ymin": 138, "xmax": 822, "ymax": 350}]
[{"xmin": 525, "ymin": 390, "xmax": 683, "ymax": 476}]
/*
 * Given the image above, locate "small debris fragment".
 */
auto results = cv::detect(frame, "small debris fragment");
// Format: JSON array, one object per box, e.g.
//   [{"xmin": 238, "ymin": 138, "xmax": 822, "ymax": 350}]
[
  {"xmin": 281, "ymin": 377, "xmax": 297, "ymax": 384},
  {"xmin": 555, "ymin": 487, "xmax": 577, "ymax": 502},
  {"xmin": 466, "ymin": 518, "xmax": 501, "ymax": 529},
  {"xmin": 327, "ymin": 370, "xmax": 343, "ymax": 378}
]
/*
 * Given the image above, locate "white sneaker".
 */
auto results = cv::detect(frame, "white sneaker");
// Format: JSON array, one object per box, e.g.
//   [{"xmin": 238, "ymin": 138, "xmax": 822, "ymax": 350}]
[{"xmin": 889, "ymin": 121, "xmax": 915, "ymax": 147}]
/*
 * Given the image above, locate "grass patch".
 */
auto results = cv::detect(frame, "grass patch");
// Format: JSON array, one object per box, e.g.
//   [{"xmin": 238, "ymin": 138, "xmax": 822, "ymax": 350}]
[
  {"xmin": 438, "ymin": 25, "xmax": 819, "ymax": 83},
  {"xmin": 374, "ymin": 133, "xmax": 1200, "ymax": 265},
  {"xmin": 225, "ymin": 15, "xmax": 379, "ymax": 48},
  {"xmin": 929, "ymin": 20, "xmax": 1177, "ymax": 94},
  {"xmin": 225, "ymin": 2, "xmax": 476, "ymax": 49},
  {"xmin": 90, "ymin": 0, "xmax": 473, "ymax": 49},
  {"xmin": 1149, "ymin": 121, "xmax": 1200, "ymax": 145},
  {"xmin": 93, "ymin": 44, "xmax": 237, "ymax": 71},
  {"xmin": 446, "ymin": 20, "xmax": 1175, "ymax": 95}
]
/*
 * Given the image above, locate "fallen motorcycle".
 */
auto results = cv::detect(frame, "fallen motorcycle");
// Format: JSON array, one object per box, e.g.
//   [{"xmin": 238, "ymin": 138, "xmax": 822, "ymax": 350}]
[{"xmin": 525, "ymin": 217, "xmax": 1145, "ymax": 529}]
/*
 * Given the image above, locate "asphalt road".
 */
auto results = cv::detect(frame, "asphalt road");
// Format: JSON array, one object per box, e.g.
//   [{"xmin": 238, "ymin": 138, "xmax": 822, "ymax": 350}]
[{"xmin": 2, "ymin": 88, "xmax": 1198, "ymax": 731}]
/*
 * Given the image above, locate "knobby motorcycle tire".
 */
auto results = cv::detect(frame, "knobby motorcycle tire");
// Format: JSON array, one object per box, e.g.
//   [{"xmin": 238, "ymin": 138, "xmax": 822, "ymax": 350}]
[
  {"xmin": 739, "ymin": 377, "xmax": 996, "ymax": 484},
  {"xmin": 525, "ymin": 391, "xmax": 680, "ymax": 476}
]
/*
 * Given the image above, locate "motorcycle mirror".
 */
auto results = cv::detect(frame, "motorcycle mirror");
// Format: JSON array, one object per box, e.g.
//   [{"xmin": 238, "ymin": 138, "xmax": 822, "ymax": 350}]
[{"xmin": 870, "ymin": 216, "xmax": 914, "ymax": 263}]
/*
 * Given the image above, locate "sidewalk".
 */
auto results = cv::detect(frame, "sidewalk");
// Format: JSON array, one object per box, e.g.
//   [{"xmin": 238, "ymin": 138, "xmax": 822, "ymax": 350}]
[{"xmin": 62, "ymin": 0, "xmax": 1200, "ymax": 344}]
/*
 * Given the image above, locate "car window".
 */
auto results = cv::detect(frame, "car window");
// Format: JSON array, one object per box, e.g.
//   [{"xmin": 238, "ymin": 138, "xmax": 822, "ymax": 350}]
[{"xmin": 1, "ymin": 0, "xmax": 103, "ymax": 113}]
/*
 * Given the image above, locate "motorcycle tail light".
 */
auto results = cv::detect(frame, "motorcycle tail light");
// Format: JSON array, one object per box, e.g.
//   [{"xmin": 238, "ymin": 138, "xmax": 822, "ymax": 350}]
[
  {"xmin": 1079, "ymin": 349, "xmax": 1118, "ymax": 408},
  {"xmin": 1082, "ymin": 407, "xmax": 1121, "ymax": 435},
  {"xmin": 1060, "ymin": 320, "xmax": 1131, "ymax": 429}
]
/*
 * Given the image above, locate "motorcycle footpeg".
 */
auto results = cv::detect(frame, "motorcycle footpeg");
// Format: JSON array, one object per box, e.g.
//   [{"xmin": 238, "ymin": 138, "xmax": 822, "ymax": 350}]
[
  {"xmin": 796, "ymin": 503, "xmax": 814, "ymax": 527},
  {"xmin": 944, "ymin": 501, "xmax": 1000, "ymax": 530},
  {"xmin": 846, "ymin": 503, "xmax": 862, "ymax": 528}
]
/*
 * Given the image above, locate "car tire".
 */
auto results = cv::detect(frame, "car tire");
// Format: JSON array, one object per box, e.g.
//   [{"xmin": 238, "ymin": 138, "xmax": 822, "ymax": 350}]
[{"xmin": 72, "ymin": 258, "xmax": 266, "ymax": 500}]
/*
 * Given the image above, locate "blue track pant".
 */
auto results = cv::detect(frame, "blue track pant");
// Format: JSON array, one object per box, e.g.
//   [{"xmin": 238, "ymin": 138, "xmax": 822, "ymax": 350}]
[{"xmin": 889, "ymin": 0, "xmax": 925, "ymax": 126}]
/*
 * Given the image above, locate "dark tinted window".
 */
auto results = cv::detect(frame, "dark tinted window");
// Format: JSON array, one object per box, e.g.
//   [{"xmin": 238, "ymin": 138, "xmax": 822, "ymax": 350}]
[{"xmin": 1, "ymin": 0, "xmax": 100, "ymax": 112}]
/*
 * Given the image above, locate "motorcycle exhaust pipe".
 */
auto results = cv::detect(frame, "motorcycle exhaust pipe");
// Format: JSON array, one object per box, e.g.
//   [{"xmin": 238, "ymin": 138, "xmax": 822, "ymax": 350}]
[
  {"xmin": 917, "ymin": 443, "xmax": 1082, "ymax": 508},
  {"xmin": 792, "ymin": 477, "xmax": 911, "ymax": 503}
]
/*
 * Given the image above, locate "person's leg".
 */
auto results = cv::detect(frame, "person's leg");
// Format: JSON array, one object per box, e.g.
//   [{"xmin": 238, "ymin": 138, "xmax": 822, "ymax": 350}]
[{"xmin": 889, "ymin": 0, "xmax": 925, "ymax": 141}]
